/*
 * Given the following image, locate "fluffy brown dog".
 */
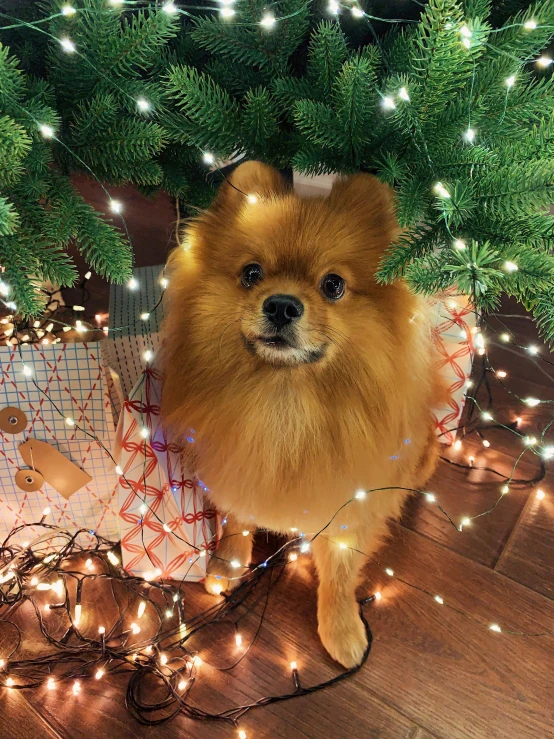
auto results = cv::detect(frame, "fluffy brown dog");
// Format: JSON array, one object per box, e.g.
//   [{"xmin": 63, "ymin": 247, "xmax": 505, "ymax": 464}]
[{"xmin": 161, "ymin": 161, "xmax": 442, "ymax": 668}]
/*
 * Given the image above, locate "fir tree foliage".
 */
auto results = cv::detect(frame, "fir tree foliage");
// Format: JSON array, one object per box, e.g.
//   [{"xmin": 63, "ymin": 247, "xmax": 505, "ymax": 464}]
[{"xmin": 0, "ymin": 0, "xmax": 554, "ymax": 341}]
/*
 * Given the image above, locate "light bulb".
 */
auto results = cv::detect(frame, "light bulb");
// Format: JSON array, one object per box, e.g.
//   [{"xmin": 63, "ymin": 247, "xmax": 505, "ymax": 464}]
[
  {"xmin": 221, "ymin": 7, "xmax": 235, "ymax": 17},
  {"xmin": 527, "ymin": 345, "xmax": 539, "ymax": 355},
  {"xmin": 489, "ymin": 623, "xmax": 501, "ymax": 633},
  {"xmin": 425, "ymin": 493, "xmax": 436, "ymax": 502},
  {"xmin": 98, "ymin": 626, "xmax": 105, "ymax": 635},
  {"xmin": 163, "ymin": 523, "xmax": 172, "ymax": 533},
  {"xmin": 238, "ymin": 731, "xmax": 247, "ymax": 739},
  {"xmin": 178, "ymin": 679, "xmax": 187, "ymax": 690},
  {"xmin": 192, "ymin": 656, "xmax": 202, "ymax": 667},
  {"xmin": 95, "ymin": 669, "xmax": 104, "ymax": 680},
  {"xmin": 524, "ymin": 19, "xmax": 537, "ymax": 29},
  {"xmin": 453, "ymin": 439, "xmax": 462, "ymax": 450},
  {"xmin": 398, "ymin": 86, "xmax": 410, "ymax": 101},
  {"xmin": 110, "ymin": 200, "xmax": 122, "ymax": 214},
  {"xmin": 61, "ymin": 4, "xmax": 76, "ymax": 15},
  {"xmin": 524, "ymin": 436, "xmax": 537, "ymax": 446},
  {"xmin": 433, "ymin": 182, "xmax": 450, "ymax": 198},
  {"xmin": 23, "ymin": 365, "xmax": 32, "ymax": 377},
  {"xmin": 461, "ymin": 517, "xmax": 471, "ymax": 527},
  {"xmin": 139, "ymin": 504, "xmax": 147, "ymax": 515},
  {"xmin": 464, "ymin": 128, "xmax": 475, "ymax": 142},
  {"xmin": 300, "ymin": 542, "xmax": 310, "ymax": 553},
  {"xmin": 230, "ymin": 560, "xmax": 241, "ymax": 569},
  {"xmin": 500, "ymin": 332, "xmax": 510, "ymax": 342},
  {"xmin": 374, "ymin": 591, "xmax": 382, "ymax": 601},
  {"xmin": 351, "ymin": 5, "xmax": 364, "ymax": 17},
  {"xmin": 138, "ymin": 601, "xmax": 146, "ymax": 618},
  {"xmin": 137, "ymin": 98, "xmax": 150, "ymax": 111},
  {"xmin": 242, "ymin": 530, "xmax": 250, "ymax": 537},
  {"xmin": 128, "ymin": 278, "xmax": 139, "ymax": 290},
  {"xmin": 497, "ymin": 370, "xmax": 507, "ymax": 378},
  {"xmin": 504, "ymin": 261, "xmax": 518, "ymax": 272},
  {"xmin": 542, "ymin": 446, "xmax": 554, "ymax": 459},
  {"xmin": 460, "ymin": 24, "xmax": 472, "ymax": 37},
  {"xmin": 524, "ymin": 397, "xmax": 540, "ymax": 407},
  {"xmin": 65, "ymin": 417, "xmax": 75, "ymax": 426},
  {"xmin": 143, "ymin": 350, "xmax": 153, "ymax": 362},
  {"xmin": 160, "ymin": 277, "xmax": 168, "ymax": 289},
  {"xmin": 131, "ymin": 623, "xmax": 141, "ymax": 634},
  {"xmin": 47, "ymin": 677, "xmax": 56, "ymax": 689},
  {"xmin": 72, "ymin": 680, "xmax": 81, "ymax": 694},
  {"xmin": 434, "ymin": 595, "xmax": 444, "ymax": 605},
  {"xmin": 385, "ymin": 568, "xmax": 394, "ymax": 576},
  {"xmin": 482, "ymin": 411, "xmax": 493, "ymax": 421},
  {"xmin": 505, "ymin": 75, "xmax": 516, "ymax": 88},
  {"xmin": 162, "ymin": 1, "xmax": 178, "ymax": 13},
  {"xmin": 482, "ymin": 439, "xmax": 491, "ymax": 448},
  {"xmin": 289, "ymin": 552, "xmax": 298, "ymax": 562},
  {"xmin": 160, "ymin": 654, "xmax": 168, "ymax": 665},
  {"xmin": 6, "ymin": 677, "xmax": 14, "ymax": 687},
  {"xmin": 202, "ymin": 152, "xmax": 215, "ymax": 165},
  {"xmin": 328, "ymin": 0, "xmax": 339, "ymax": 13},
  {"xmin": 247, "ymin": 194, "xmax": 258, "ymax": 204},
  {"xmin": 59, "ymin": 37, "xmax": 76, "ymax": 53},
  {"xmin": 107, "ymin": 551, "xmax": 119, "ymax": 565},
  {"xmin": 454, "ymin": 239, "xmax": 466, "ymax": 250},
  {"xmin": 355, "ymin": 489, "xmax": 366, "ymax": 499},
  {"xmin": 140, "ymin": 312, "xmax": 150, "ymax": 321},
  {"xmin": 140, "ymin": 428, "xmax": 149, "ymax": 439},
  {"xmin": 235, "ymin": 633, "xmax": 242, "ymax": 647},
  {"xmin": 39, "ymin": 124, "xmax": 54, "ymax": 138},
  {"xmin": 537, "ymin": 55, "xmax": 553, "ymax": 67},
  {"xmin": 382, "ymin": 96, "xmax": 396, "ymax": 110},
  {"xmin": 501, "ymin": 485, "xmax": 509, "ymax": 495},
  {"xmin": 339, "ymin": 542, "xmax": 347, "ymax": 550},
  {"xmin": 260, "ymin": 12, "xmax": 276, "ymax": 27},
  {"xmin": 290, "ymin": 661, "xmax": 297, "ymax": 670},
  {"xmin": 536, "ymin": 489, "xmax": 545, "ymax": 500}
]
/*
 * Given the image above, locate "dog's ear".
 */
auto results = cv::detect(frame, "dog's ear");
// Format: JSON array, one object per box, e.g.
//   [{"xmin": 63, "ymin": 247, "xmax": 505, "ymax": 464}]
[
  {"xmin": 211, "ymin": 160, "xmax": 289, "ymax": 214},
  {"xmin": 328, "ymin": 173, "xmax": 400, "ymax": 247}
]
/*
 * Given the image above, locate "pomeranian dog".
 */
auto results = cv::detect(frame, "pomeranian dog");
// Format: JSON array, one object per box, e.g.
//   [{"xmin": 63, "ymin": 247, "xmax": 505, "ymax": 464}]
[{"xmin": 161, "ymin": 161, "xmax": 443, "ymax": 668}]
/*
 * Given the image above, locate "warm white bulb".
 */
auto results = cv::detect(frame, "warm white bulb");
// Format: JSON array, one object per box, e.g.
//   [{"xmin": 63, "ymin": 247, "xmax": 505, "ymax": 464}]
[
  {"xmin": 95, "ymin": 669, "xmax": 104, "ymax": 680},
  {"xmin": 178, "ymin": 679, "xmax": 187, "ymax": 690},
  {"xmin": 300, "ymin": 541, "xmax": 310, "ymax": 553},
  {"xmin": 374, "ymin": 591, "xmax": 382, "ymax": 601},
  {"xmin": 398, "ymin": 86, "xmax": 410, "ymax": 101},
  {"xmin": 23, "ymin": 365, "xmax": 32, "ymax": 377},
  {"xmin": 504, "ymin": 260, "xmax": 518, "ymax": 272},
  {"xmin": 536, "ymin": 489, "xmax": 546, "ymax": 500},
  {"xmin": 289, "ymin": 552, "xmax": 298, "ymax": 561},
  {"xmin": 542, "ymin": 446, "xmax": 554, "ymax": 459},
  {"xmin": 385, "ymin": 568, "xmax": 394, "ymax": 576},
  {"xmin": 74, "ymin": 603, "xmax": 82, "ymax": 625},
  {"xmin": 461, "ymin": 517, "xmax": 471, "ymax": 527},
  {"xmin": 160, "ymin": 653, "xmax": 168, "ymax": 665},
  {"xmin": 482, "ymin": 439, "xmax": 491, "ymax": 448},
  {"xmin": 162, "ymin": 1, "xmax": 178, "ymax": 13},
  {"xmin": 489, "ymin": 623, "xmax": 502, "ymax": 633},
  {"xmin": 85, "ymin": 558, "xmax": 93, "ymax": 570},
  {"xmin": 351, "ymin": 6, "xmax": 364, "ymax": 17},
  {"xmin": 140, "ymin": 428, "xmax": 149, "ymax": 439},
  {"xmin": 61, "ymin": 4, "xmax": 76, "ymax": 15},
  {"xmin": 110, "ymin": 200, "xmax": 122, "ymax": 214},
  {"xmin": 355, "ymin": 489, "xmax": 366, "ymax": 500},
  {"xmin": 382, "ymin": 96, "xmax": 396, "ymax": 110},
  {"xmin": 524, "ymin": 19, "xmax": 537, "ymax": 29},
  {"xmin": 433, "ymin": 182, "xmax": 450, "ymax": 198},
  {"xmin": 6, "ymin": 677, "xmax": 14, "ymax": 687},
  {"xmin": 500, "ymin": 332, "xmax": 511, "ymax": 343},
  {"xmin": 139, "ymin": 504, "xmax": 147, "ymax": 515},
  {"xmin": 221, "ymin": 6, "xmax": 235, "ymax": 17},
  {"xmin": 136, "ymin": 97, "xmax": 150, "ymax": 111},
  {"xmin": 425, "ymin": 493, "xmax": 436, "ymax": 502},
  {"xmin": 505, "ymin": 75, "xmax": 516, "ymax": 88},
  {"xmin": 107, "ymin": 551, "xmax": 119, "ymax": 565},
  {"xmin": 454, "ymin": 239, "xmax": 466, "ymax": 251},
  {"xmin": 230, "ymin": 560, "xmax": 241, "ymax": 569},
  {"xmin": 39, "ymin": 124, "xmax": 55, "ymax": 138},
  {"xmin": 143, "ymin": 350, "xmax": 153, "ymax": 362},
  {"xmin": 160, "ymin": 277, "xmax": 169, "ymax": 289},
  {"xmin": 65, "ymin": 417, "xmax": 75, "ymax": 426},
  {"xmin": 72, "ymin": 680, "xmax": 81, "ymax": 694},
  {"xmin": 212, "ymin": 583, "xmax": 223, "ymax": 595},
  {"xmin": 42, "ymin": 507, "xmax": 51, "ymax": 516},
  {"xmin": 328, "ymin": 0, "xmax": 339, "ymax": 13},
  {"xmin": 247, "ymin": 194, "xmax": 258, "ymax": 204},
  {"xmin": 464, "ymin": 128, "xmax": 475, "ymax": 142},
  {"xmin": 238, "ymin": 731, "xmax": 247, "ymax": 739},
  {"xmin": 537, "ymin": 55, "xmax": 553, "ymax": 67},
  {"xmin": 460, "ymin": 24, "xmax": 472, "ymax": 37},
  {"xmin": 47, "ymin": 677, "xmax": 56, "ymax": 689},
  {"xmin": 242, "ymin": 530, "xmax": 250, "ymax": 537},
  {"xmin": 59, "ymin": 37, "xmax": 76, "ymax": 53},
  {"xmin": 501, "ymin": 485, "xmax": 509, "ymax": 495},
  {"xmin": 497, "ymin": 370, "xmax": 507, "ymax": 378},
  {"xmin": 453, "ymin": 439, "xmax": 462, "ymax": 450},
  {"xmin": 235, "ymin": 633, "xmax": 242, "ymax": 647},
  {"xmin": 128, "ymin": 277, "xmax": 138, "ymax": 290},
  {"xmin": 339, "ymin": 542, "xmax": 347, "ymax": 550},
  {"xmin": 434, "ymin": 595, "xmax": 444, "ymax": 605},
  {"xmin": 524, "ymin": 397, "xmax": 541, "ymax": 407},
  {"xmin": 202, "ymin": 152, "xmax": 215, "ymax": 165},
  {"xmin": 290, "ymin": 661, "xmax": 297, "ymax": 670},
  {"xmin": 260, "ymin": 12, "xmax": 276, "ymax": 28},
  {"xmin": 140, "ymin": 312, "xmax": 150, "ymax": 321},
  {"xmin": 482, "ymin": 411, "xmax": 493, "ymax": 421},
  {"xmin": 137, "ymin": 601, "xmax": 146, "ymax": 618},
  {"xmin": 527, "ymin": 345, "xmax": 539, "ymax": 355},
  {"xmin": 108, "ymin": 0, "xmax": 124, "ymax": 5},
  {"xmin": 131, "ymin": 622, "xmax": 141, "ymax": 634},
  {"xmin": 524, "ymin": 436, "xmax": 538, "ymax": 446}
]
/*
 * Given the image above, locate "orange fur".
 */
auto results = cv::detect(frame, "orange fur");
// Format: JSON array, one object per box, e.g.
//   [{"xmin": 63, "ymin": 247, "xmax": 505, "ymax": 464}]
[{"xmin": 160, "ymin": 162, "xmax": 442, "ymax": 668}]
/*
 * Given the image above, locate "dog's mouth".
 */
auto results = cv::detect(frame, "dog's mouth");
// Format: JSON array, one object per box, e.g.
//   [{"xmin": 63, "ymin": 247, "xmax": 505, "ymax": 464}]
[{"xmin": 243, "ymin": 334, "xmax": 328, "ymax": 366}]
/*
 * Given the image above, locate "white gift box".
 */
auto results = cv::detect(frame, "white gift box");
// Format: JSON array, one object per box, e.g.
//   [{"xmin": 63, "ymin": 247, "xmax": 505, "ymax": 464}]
[{"xmin": 0, "ymin": 342, "xmax": 119, "ymax": 542}]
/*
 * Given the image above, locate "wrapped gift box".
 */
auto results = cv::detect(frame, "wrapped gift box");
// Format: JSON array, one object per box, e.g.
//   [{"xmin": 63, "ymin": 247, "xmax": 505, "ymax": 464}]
[
  {"xmin": 102, "ymin": 264, "xmax": 166, "ymax": 421},
  {"xmin": 0, "ymin": 342, "xmax": 119, "ymax": 542},
  {"xmin": 115, "ymin": 365, "xmax": 219, "ymax": 580}
]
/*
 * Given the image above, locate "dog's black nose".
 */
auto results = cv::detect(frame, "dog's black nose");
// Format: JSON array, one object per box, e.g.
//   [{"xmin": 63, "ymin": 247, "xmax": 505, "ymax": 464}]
[{"xmin": 263, "ymin": 294, "xmax": 304, "ymax": 329}]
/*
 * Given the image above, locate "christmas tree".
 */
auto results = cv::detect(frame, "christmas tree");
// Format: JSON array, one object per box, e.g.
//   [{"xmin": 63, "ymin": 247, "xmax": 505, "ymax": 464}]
[{"xmin": 1, "ymin": 0, "xmax": 554, "ymax": 341}]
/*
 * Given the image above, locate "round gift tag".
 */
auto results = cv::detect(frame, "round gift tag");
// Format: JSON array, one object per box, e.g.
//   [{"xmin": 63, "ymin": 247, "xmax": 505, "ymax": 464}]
[
  {"xmin": 0, "ymin": 407, "xmax": 28, "ymax": 434},
  {"xmin": 15, "ymin": 468, "xmax": 44, "ymax": 492}
]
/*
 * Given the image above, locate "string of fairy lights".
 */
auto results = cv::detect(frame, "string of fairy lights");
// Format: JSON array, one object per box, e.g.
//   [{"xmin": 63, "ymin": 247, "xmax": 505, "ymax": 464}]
[{"xmin": 1, "ymin": 1, "xmax": 554, "ymax": 734}]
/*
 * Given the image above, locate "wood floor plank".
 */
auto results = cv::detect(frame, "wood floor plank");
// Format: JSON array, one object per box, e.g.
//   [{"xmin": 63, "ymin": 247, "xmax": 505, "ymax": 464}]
[
  {"xmin": 0, "ymin": 688, "xmax": 63, "ymax": 739},
  {"xmin": 495, "ymin": 484, "xmax": 554, "ymax": 599}
]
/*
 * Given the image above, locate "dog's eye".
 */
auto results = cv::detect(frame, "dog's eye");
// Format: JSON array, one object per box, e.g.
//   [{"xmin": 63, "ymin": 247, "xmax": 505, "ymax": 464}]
[
  {"xmin": 320, "ymin": 273, "xmax": 346, "ymax": 301},
  {"xmin": 241, "ymin": 263, "xmax": 263, "ymax": 288}
]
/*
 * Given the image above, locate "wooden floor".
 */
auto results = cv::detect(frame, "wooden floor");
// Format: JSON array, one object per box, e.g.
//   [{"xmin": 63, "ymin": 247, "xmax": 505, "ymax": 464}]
[{"xmin": 5, "ymin": 183, "xmax": 554, "ymax": 738}]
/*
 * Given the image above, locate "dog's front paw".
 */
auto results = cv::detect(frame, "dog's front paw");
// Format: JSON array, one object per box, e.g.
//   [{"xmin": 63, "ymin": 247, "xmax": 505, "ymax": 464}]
[{"xmin": 318, "ymin": 603, "xmax": 368, "ymax": 669}]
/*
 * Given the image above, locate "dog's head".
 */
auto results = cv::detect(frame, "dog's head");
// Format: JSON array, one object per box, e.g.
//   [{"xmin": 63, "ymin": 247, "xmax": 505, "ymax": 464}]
[{"xmin": 165, "ymin": 161, "xmax": 403, "ymax": 374}]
